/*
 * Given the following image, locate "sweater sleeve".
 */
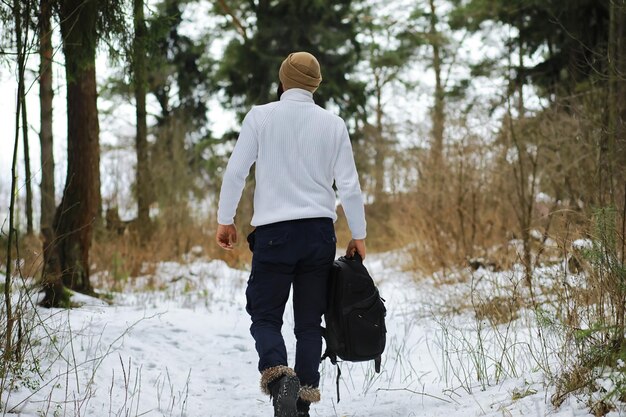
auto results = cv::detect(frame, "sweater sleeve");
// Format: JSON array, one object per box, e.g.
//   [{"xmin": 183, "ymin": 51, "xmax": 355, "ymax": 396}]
[
  {"xmin": 333, "ymin": 122, "xmax": 367, "ymax": 239},
  {"xmin": 217, "ymin": 110, "xmax": 259, "ymax": 225}
]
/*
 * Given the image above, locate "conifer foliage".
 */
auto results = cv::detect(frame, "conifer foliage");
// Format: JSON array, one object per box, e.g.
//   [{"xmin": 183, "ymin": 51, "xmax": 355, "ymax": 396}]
[{"xmin": 215, "ymin": 0, "xmax": 367, "ymax": 122}]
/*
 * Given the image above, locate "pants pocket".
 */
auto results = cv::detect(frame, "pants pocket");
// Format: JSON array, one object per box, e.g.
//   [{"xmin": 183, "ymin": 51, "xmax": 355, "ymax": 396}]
[
  {"xmin": 318, "ymin": 225, "xmax": 337, "ymax": 244},
  {"xmin": 245, "ymin": 274, "xmax": 255, "ymax": 315},
  {"xmin": 256, "ymin": 230, "xmax": 290, "ymax": 249},
  {"xmin": 247, "ymin": 230, "xmax": 256, "ymax": 252}
]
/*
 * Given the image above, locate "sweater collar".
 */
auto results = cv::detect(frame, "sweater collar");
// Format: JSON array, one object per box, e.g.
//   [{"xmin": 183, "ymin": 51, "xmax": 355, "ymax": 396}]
[{"xmin": 280, "ymin": 88, "xmax": 314, "ymax": 103}]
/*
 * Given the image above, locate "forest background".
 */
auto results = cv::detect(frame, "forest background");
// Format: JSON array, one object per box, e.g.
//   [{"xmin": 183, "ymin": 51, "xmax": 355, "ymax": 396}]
[{"xmin": 1, "ymin": 0, "xmax": 626, "ymax": 413}]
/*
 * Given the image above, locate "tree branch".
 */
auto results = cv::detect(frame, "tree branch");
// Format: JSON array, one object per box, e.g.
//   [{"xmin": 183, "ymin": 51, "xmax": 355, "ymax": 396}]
[{"xmin": 215, "ymin": 0, "xmax": 248, "ymax": 41}]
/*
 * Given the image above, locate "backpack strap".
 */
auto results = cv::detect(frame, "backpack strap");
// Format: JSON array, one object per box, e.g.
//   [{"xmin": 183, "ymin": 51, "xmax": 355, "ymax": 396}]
[
  {"xmin": 375, "ymin": 356, "xmax": 381, "ymax": 373},
  {"xmin": 335, "ymin": 363, "xmax": 342, "ymax": 403},
  {"xmin": 320, "ymin": 351, "xmax": 342, "ymax": 402},
  {"xmin": 320, "ymin": 347, "xmax": 337, "ymax": 365},
  {"xmin": 351, "ymin": 252, "xmax": 363, "ymax": 263}
]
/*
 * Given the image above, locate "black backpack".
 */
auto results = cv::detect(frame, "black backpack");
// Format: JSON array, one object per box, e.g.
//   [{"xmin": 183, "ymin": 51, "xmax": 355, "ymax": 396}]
[{"xmin": 322, "ymin": 254, "xmax": 386, "ymax": 397}]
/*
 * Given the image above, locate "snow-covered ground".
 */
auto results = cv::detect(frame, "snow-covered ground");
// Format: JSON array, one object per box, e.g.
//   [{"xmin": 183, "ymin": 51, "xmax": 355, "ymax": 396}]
[{"xmin": 0, "ymin": 253, "xmax": 609, "ymax": 416}]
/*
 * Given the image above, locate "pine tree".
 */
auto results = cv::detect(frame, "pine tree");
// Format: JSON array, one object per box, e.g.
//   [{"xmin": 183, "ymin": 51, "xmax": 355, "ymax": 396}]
[
  {"xmin": 101, "ymin": 0, "xmax": 215, "ymax": 238},
  {"xmin": 146, "ymin": 0, "xmax": 213, "ymax": 225},
  {"xmin": 215, "ymin": 0, "xmax": 366, "ymax": 123},
  {"xmin": 44, "ymin": 0, "xmax": 126, "ymax": 303},
  {"xmin": 53, "ymin": 0, "xmax": 102, "ymax": 294},
  {"xmin": 451, "ymin": 0, "xmax": 610, "ymax": 98}
]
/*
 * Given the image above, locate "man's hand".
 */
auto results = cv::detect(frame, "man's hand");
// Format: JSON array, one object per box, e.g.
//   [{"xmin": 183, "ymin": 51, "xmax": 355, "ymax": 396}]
[
  {"xmin": 216, "ymin": 224, "xmax": 238, "ymax": 250},
  {"xmin": 346, "ymin": 239, "xmax": 366, "ymax": 260}
]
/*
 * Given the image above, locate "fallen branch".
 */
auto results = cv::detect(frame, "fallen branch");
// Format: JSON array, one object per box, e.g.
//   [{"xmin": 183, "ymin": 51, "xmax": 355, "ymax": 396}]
[{"xmin": 376, "ymin": 387, "xmax": 456, "ymax": 404}]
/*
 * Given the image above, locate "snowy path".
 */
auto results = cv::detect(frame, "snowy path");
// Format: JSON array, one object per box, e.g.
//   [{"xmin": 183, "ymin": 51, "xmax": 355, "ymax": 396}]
[{"xmin": 4, "ymin": 255, "xmax": 599, "ymax": 416}]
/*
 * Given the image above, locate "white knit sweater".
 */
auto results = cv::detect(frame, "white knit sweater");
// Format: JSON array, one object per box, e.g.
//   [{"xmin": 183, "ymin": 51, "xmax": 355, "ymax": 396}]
[{"xmin": 217, "ymin": 88, "xmax": 367, "ymax": 239}]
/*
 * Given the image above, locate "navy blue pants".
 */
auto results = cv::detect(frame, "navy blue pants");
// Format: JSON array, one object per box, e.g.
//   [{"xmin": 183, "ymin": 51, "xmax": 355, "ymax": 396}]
[{"xmin": 246, "ymin": 218, "xmax": 336, "ymax": 388}]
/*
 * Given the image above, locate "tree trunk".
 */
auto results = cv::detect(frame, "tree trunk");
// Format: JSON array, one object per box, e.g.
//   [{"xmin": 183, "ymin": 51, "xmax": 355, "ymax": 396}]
[
  {"xmin": 373, "ymin": 71, "xmax": 385, "ymax": 199},
  {"xmin": 610, "ymin": 0, "xmax": 626, "ymax": 344},
  {"xmin": 38, "ymin": 0, "xmax": 68, "ymax": 308},
  {"xmin": 16, "ymin": 0, "xmax": 33, "ymax": 235},
  {"xmin": 22, "ymin": 93, "xmax": 33, "ymax": 236},
  {"xmin": 133, "ymin": 0, "xmax": 151, "ymax": 241},
  {"xmin": 429, "ymin": 0, "xmax": 444, "ymax": 166},
  {"xmin": 4, "ymin": 0, "xmax": 24, "ymax": 361},
  {"xmin": 54, "ymin": 0, "xmax": 101, "ymax": 294},
  {"xmin": 517, "ymin": 31, "xmax": 525, "ymax": 119},
  {"xmin": 39, "ymin": 0, "xmax": 55, "ymax": 233},
  {"xmin": 39, "ymin": 226, "xmax": 69, "ymax": 307},
  {"xmin": 616, "ymin": 1, "xmax": 626, "ymax": 175},
  {"xmin": 5, "ymin": 84, "xmax": 18, "ymax": 362},
  {"xmin": 603, "ymin": 0, "xmax": 618, "ymax": 207}
]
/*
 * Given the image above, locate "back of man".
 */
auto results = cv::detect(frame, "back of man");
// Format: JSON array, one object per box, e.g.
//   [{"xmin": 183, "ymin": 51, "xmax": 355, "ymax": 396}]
[
  {"xmin": 216, "ymin": 51, "xmax": 366, "ymax": 417},
  {"xmin": 243, "ymin": 94, "xmax": 358, "ymax": 227}
]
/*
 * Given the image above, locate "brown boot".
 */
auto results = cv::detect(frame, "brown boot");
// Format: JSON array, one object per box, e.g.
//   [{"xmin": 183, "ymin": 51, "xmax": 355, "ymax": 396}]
[
  {"xmin": 296, "ymin": 398, "xmax": 310, "ymax": 417},
  {"xmin": 297, "ymin": 386, "xmax": 320, "ymax": 417},
  {"xmin": 261, "ymin": 366, "xmax": 300, "ymax": 417}
]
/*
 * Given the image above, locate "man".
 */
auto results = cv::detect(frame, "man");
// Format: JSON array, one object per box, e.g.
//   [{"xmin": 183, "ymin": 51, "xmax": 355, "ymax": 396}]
[{"xmin": 216, "ymin": 51, "xmax": 366, "ymax": 417}]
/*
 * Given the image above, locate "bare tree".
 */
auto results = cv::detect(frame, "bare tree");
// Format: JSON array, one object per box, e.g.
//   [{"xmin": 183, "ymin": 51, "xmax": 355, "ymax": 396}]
[{"xmin": 4, "ymin": 0, "xmax": 26, "ymax": 362}]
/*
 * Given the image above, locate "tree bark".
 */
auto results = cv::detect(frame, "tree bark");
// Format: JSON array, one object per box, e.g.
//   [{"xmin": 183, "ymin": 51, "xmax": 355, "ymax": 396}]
[
  {"xmin": 373, "ymin": 71, "xmax": 385, "ymax": 199},
  {"xmin": 16, "ymin": 0, "xmax": 33, "ymax": 235},
  {"xmin": 39, "ymin": 0, "xmax": 55, "ymax": 233},
  {"xmin": 5, "ymin": 82, "xmax": 18, "ymax": 362},
  {"xmin": 517, "ymin": 29, "xmax": 525, "ymax": 119},
  {"xmin": 616, "ymin": 1, "xmax": 626, "ymax": 173},
  {"xmin": 54, "ymin": 0, "xmax": 101, "ymax": 294},
  {"xmin": 133, "ymin": 0, "xmax": 151, "ymax": 241},
  {"xmin": 602, "ymin": 0, "xmax": 618, "ymax": 207},
  {"xmin": 38, "ymin": 0, "xmax": 68, "ymax": 307},
  {"xmin": 5, "ymin": 0, "xmax": 24, "ymax": 361},
  {"xmin": 22, "ymin": 92, "xmax": 33, "ymax": 236}
]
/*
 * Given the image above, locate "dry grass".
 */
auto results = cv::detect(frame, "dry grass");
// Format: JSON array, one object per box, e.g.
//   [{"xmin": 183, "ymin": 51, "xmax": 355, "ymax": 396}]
[
  {"xmin": 552, "ymin": 365, "xmax": 594, "ymax": 408},
  {"xmin": 91, "ymin": 217, "xmax": 255, "ymax": 285},
  {"xmin": 2, "ymin": 213, "xmax": 255, "ymax": 291},
  {"xmin": 473, "ymin": 295, "xmax": 523, "ymax": 325},
  {"xmin": 0, "ymin": 232, "xmax": 45, "ymax": 286}
]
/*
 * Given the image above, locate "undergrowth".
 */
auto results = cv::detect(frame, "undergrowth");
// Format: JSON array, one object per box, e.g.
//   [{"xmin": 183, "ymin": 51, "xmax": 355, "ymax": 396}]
[{"xmin": 432, "ymin": 206, "xmax": 626, "ymax": 416}]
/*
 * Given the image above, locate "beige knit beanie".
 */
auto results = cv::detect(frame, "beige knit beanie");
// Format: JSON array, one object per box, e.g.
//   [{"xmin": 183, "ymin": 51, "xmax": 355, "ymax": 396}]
[{"xmin": 279, "ymin": 52, "xmax": 322, "ymax": 93}]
